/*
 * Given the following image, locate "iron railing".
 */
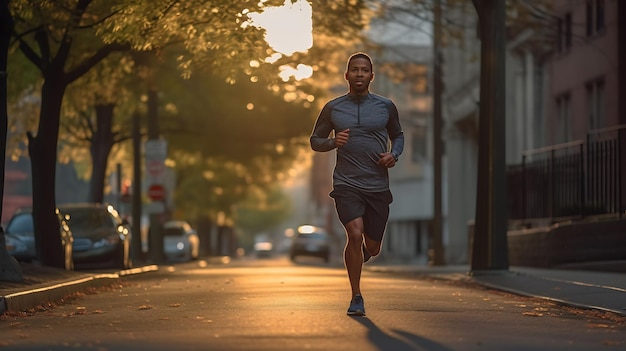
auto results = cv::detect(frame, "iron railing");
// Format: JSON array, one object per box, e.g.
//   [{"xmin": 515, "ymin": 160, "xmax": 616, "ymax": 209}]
[{"xmin": 508, "ymin": 125, "xmax": 625, "ymax": 222}]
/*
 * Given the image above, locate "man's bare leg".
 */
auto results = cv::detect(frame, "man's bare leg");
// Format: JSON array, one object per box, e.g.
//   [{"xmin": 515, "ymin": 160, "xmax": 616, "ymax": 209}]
[
  {"xmin": 363, "ymin": 236, "xmax": 381, "ymax": 258},
  {"xmin": 344, "ymin": 218, "xmax": 365, "ymax": 297}
]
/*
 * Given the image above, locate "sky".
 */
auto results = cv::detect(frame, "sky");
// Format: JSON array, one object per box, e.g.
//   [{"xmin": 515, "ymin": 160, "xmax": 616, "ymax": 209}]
[
  {"xmin": 248, "ymin": 0, "xmax": 313, "ymax": 56},
  {"xmin": 248, "ymin": 0, "xmax": 313, "ymax": 81}
]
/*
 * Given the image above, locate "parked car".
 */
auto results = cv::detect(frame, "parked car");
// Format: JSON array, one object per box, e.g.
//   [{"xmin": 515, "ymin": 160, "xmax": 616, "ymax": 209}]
[
  {"xmin": 253, "ymin": 233, "xmax": 273, "ymax": 258},
  {"xmin": 163, "ymin": 220, "xmax": 200, "ymax": 262},
  {"xmin": 58, "ymin": 203, "xmax": 132, "ymax": 270},
  {"xmin": 4, "ymin": 208, "xmax": 74, "ymax": 270},
  {"xmin": 290, "ymin": 225, "xmax": 330, "ymax": 263}
]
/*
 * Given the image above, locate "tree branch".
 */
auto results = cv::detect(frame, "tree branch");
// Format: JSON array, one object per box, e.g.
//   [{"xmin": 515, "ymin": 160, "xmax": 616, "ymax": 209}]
[{"xmin": 65, "ymin": 42, "xmax": 130, "ymax": 84}]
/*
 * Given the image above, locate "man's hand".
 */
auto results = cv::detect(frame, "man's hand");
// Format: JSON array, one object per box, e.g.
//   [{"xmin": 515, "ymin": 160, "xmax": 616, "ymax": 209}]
[
  {"xmin": 378, "ymin": 152, "xmax": 396, "ymax": 168},
  {"xmin": 334, "ymin": 129, "xmax": 350, "ymax": 147}
]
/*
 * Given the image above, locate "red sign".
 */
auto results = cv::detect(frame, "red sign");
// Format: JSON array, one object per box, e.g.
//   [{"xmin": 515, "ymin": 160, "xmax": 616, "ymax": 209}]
[{"xmin": 147, "ymin": 184, "xmax": 165, "ymax": 201}]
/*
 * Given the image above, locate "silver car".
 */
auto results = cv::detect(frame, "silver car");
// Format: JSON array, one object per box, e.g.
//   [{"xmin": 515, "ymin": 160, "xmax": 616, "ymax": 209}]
[{"xmin": 163, "ymin": 220, "xmax": 200, "ymax": 262}]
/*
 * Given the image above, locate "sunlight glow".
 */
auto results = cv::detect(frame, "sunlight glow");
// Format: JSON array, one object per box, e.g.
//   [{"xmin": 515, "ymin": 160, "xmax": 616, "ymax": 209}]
[
  {"xmin": 249, "ymin": 0, "xmax": 313, "ymax": 82},
  {"xmin": 279, "ymin": 63, "xmax": 313, "ymax": 81},
  {"xmin": 249, "ymin": 0, "xmax": 313, "ymax": 56}
]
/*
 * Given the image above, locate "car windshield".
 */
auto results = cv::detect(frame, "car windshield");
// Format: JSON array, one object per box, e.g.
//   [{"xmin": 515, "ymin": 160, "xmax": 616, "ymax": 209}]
[
  {"xmin": 300, "ymin": 233, "xmax": 326, "ymax": 240},
  {"xmin": 164, "ymin": 227, "xmax": 185, "ymax": 237},
  {"xmin": 63, "ymin": 208, "xmax": 113, "ymax": 234},
  {"xmin": 7, "ymin": 213, "xmax": 34, "ymax": 234}
]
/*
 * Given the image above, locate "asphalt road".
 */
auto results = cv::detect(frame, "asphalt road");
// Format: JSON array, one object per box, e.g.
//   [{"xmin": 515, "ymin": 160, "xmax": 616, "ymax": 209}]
[{"xmin": 1, "ymin": 256, "xmax": 625, "ymax": 350}]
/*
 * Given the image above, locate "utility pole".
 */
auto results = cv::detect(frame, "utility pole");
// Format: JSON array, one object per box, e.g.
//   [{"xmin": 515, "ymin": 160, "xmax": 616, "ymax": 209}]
[
  {"xmin": 131, "ymin": 112, "xmax": 143, "ymax": 262},
  {"xmin": 431, "ymin": 0, "xmax": 446, "ymax": 265},
  {"xmin": 470, "ymin": 0, "xmax": 509, "ymax": 272},
  {"xmin": 133, "ymin": 51, "xmax": 166, "ymax": 264}
]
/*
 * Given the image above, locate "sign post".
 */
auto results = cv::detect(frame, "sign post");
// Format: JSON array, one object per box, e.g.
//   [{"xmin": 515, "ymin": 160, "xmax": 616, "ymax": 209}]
[{"xmin": 145, "ymin": 139, "xmax": 168, "ymax": 263}]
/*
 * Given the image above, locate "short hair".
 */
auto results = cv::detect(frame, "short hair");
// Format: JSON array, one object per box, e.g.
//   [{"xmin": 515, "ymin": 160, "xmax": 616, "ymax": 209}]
[{"xmin": 346, "ymin": 52, "xmax": 373, "ymax": 72}]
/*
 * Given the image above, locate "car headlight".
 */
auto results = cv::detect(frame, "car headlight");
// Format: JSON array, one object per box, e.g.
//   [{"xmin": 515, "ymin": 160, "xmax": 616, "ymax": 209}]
[{"xmin": 92, "ymin": 235, "xmax": 121, "ymax": 249}]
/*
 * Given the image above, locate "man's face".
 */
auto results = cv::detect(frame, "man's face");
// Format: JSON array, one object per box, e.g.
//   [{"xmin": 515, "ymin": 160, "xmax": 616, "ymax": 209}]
[{"xmin": 345, "ymin": 57, "xmax": 373, "ymax": 95}]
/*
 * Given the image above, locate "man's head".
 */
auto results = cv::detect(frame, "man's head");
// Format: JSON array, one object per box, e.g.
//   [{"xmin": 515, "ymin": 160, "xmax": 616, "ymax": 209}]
[{"xmin": 345, "ymin": 52, "xmax": 374, "ymax": 95}]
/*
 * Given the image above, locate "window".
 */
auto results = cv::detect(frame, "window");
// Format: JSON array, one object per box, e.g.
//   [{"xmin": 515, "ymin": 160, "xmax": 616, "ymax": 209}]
[
  {"xmin": 557, "ymin": 13, "xmax": 572, "ymax": 52},
  {"xmin": 564, "ymin": 13, "xmax": 572, "ymax": 48},
  {"xmin": 586, "ymin": 1, "xmax": 593, "ymax": 36},
  {"xmin": 586, "ymin": 0, "xmax": 605, "ymax": 36},
  {"xmin": 555, "ymin": 94, "xmax": 571, "ymax": 143},
  {"xmin": 587, "ymin": 79, "xmax": 606, "ymax": 130},
  {"xmin": 596, "ymin": 0, "xmax": 605, "ymax": 33}
]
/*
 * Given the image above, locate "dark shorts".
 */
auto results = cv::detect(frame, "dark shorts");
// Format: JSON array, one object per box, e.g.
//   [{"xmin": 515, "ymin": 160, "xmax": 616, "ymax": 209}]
[{"xmin": 329, "ymin": 185, "xmax": 393, "ymax": 242}]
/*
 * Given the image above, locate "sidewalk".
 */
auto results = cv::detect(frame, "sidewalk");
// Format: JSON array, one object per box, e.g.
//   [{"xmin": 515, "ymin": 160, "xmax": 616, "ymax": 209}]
[
  {"xmin": 2, "ymin": 260, "xmax": 626, "ymax": 317},
  {"xmin": 0, "ymin": 263, "xmax": 159, "ymax": 314},
  {"xmin": 367, "ymin": 263, "xmax": 626, "ymax": 317}
]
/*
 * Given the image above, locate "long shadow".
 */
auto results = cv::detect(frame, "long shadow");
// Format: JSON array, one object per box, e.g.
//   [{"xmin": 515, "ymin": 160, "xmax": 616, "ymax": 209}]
[{"xmin": 351, "ymin": 317, "xmax": 453, "ymax": 351}]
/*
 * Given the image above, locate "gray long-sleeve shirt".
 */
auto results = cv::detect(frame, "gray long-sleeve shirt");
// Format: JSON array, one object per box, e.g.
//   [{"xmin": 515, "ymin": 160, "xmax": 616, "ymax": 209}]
[{"xmin": 310, "ymin": 93, "xmax": 404, "ymax": 192}]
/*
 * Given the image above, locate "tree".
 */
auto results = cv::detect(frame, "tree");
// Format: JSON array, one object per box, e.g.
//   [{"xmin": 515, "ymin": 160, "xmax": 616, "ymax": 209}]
[
  {"xmin": 0, "ymin": 0, "xmax": 23, "ymax": 282},
  {"xmin": 59, "ymin": 52, "xmax": 138, "ymax": 203},
  {"xmin": 7, "ymin": 0, "xmax": 303, "ymax": 267},
  {"xmin": 470, "ymin": 0, "xmax": 508, "ymax": 271},
  {"xmin": 5, "ymin": 0, "xmax": 372, "ymax": 268},
  {"xmin": 8, "ymin": 0, "xmax": 130, "ymax": 267}
]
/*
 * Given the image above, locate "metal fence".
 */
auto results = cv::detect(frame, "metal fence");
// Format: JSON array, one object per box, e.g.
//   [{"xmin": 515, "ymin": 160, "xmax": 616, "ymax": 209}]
[{"xmin": 508, "ymin": 125, "xmax": 625, "ymax": 222}]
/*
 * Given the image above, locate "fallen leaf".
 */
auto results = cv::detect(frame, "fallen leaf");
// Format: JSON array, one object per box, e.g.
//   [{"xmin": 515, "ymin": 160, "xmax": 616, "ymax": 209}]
[
  {"xmin": 587, "ymin": 323, "xmax": 610, "ymax": 329},
  {"xmin": 138, "ymin": 305, "xmax": 154, "ymax": 310},
  {"xmin": 522, "ymin": 311, "xmax": 543, "ymax": 317},
  {"xmin": 602, "ymin": 340, "xmax": 623, "ymax": 346},
  {"xmin": 168, "ymin": 303, "xmax": 181, "ymax": 307}
]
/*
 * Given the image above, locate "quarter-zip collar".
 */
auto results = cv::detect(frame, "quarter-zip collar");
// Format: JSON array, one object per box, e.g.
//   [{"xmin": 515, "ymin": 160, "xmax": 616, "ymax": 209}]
[{"xmin": 347, "ymin": 93, "xmax": 370, "ymax": 125}]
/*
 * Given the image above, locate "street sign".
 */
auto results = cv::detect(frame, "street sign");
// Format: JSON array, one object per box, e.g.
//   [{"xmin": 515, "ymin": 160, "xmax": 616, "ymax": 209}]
[
  {"xmin": 145, "ymin": 139, "xmax": 167, "ymax": 185},
  {"xmin": 147, "ymin": 160, "xmax": 165, "ymax": 178},
  {"xmin": 147, "ymin": 184, "xmax": 166, "ymax": 201}
]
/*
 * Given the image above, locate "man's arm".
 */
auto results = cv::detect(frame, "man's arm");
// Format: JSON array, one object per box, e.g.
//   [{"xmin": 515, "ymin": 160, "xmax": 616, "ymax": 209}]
[
  {"xmin": 387, "ymin": 101, "xmax": 404, "ymax": 160},
  {"xmin": 310, "ymin": 103, "xmax": 337, "ymax": 152}
]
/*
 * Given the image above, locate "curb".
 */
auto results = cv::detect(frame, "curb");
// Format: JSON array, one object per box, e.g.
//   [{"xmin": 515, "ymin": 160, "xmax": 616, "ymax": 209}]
[{"xmin": 0, "ymin": 265, "xmax": 158, "ymax": 315}]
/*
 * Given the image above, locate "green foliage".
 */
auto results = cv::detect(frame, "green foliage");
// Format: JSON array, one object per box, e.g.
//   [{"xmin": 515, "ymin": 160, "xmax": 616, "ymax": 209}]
[
  {"xmin": 6, "ymin": 0, "xmax": 372, "ymax": 231},
  {"xmin": 235, "ymin": 185, "xmax": 292, "ymax": 241},
  {"xmin": 162, "ymin": 66, "xmax": 314, "ymax": 220}
]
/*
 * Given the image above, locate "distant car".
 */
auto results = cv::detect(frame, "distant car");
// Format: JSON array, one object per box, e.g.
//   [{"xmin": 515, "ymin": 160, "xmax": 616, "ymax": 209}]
[
  {"xmin": 58, "ymin": 203, "xmax": 132, "ymax": 270},
  {"xmin": 4, "ymin": 208, "xmax": 74, "ymax": 271},
  {"xmin": 163, "ymin": 220, "xmax": 200, "ymax": 262},
  {"xmin": 253, "ymin": 233, "xmax": 273, "ymax": 258},
  {"xmin": 290, "ymin": 225, "xmax": 331, "ymax": 263},
  {"xmin": 254, "ymin": 241, "xmax": 273, "ymax": 258}
]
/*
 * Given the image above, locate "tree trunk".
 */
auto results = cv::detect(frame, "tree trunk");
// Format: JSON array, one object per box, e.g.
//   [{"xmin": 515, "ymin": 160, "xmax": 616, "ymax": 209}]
[
  {"xmin": 88, "ymin": 103, "xmax": 115, "ymax": 203},
  {"xmin": 29, "ymin": 77, "xmax": 66, "ymax": 268},
  {"xmin": 0, "ymin": 0, "xmax": 24, "ymax": 281},
  {"xmin": 470, "ymin": 0, "xmax": 509, "ymax": 272}
]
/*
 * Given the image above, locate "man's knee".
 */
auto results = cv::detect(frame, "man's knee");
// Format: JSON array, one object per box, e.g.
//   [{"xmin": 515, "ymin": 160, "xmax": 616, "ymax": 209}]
[
  {"xmin": 345, "ymin": 229, "xmax": 362, "ymax": 246},
  {"xmin": 344, "ymin": 219, "xmax": 363, "ymax": 244}
]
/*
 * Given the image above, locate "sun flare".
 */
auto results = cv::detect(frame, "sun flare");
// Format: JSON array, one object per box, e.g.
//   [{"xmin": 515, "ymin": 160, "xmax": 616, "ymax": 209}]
[
  {"xmin": 249, "ymin": 0, "xmax": 313, "ymax": 81},
  {"xmin": 249, "ymin": 0, "xmax": 313, "ymax": 56}
]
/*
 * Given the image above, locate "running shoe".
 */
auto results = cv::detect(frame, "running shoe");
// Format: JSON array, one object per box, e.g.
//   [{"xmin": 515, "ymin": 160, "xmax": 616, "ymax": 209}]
[{"xmin": 347, "ymin": 294, "xmax": 366, "ymax": 316}]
